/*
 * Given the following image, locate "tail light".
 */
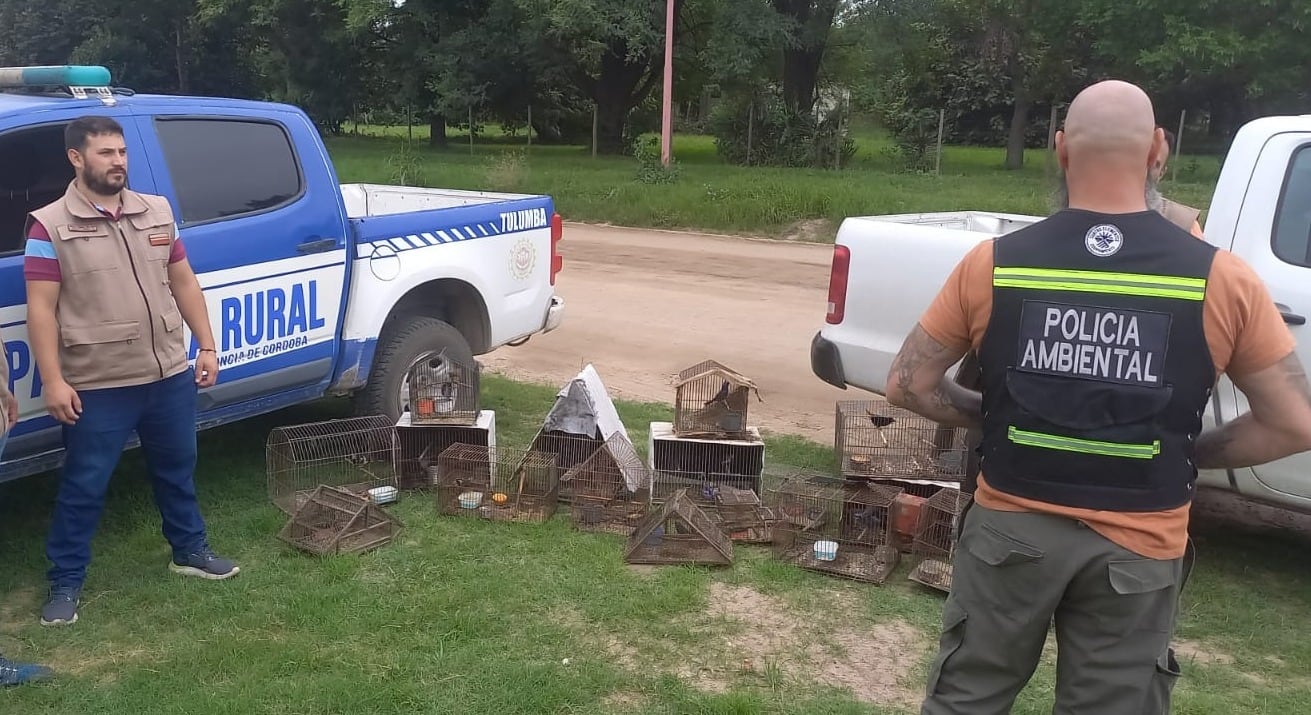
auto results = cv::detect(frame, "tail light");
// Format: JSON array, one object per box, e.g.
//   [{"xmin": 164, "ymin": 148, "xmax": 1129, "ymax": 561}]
[
  {"xmin": 826, "ymin": 244, "xmax": 850, "ymax": 324},
  {"xmin": 550, "ymin": 212, "xmax": 563, "ymax": 285}
]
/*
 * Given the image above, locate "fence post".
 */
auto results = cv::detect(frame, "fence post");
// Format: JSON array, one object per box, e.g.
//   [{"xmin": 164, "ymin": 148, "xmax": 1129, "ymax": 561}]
[
  {"xmin": 527, "ymin": 104, "xmax": 532, "ymax": 148},
  {"xmin": 592, "ymin": 104, "xmax": 599, "ymax": 158},
  {"xmin": 1173, "ymin": 109, "xmax": 1186, "ymax": 182},
  {"xmin": 469, "ymin": 107, "xmax": 474, "ymax": 155},
  {"xmin": 746, "ymin": 101, "xmax": 754, "ymax": 167},
  {"xmin": 935, "ymin": 108, "xmax": 945, "ymax": 175}
]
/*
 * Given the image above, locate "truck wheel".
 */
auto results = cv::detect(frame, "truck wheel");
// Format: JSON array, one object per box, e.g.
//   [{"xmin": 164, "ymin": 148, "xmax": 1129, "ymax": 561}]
[{"xmin": 353, "ymin": 316, "xmax": 475, "ymax": 423}]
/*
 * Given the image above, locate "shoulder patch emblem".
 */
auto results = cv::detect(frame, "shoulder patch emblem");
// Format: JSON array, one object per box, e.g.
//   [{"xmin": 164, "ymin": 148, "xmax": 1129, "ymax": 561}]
[{"xmin": 1085, "ymin": 224, "xmax": 1124, "ymax": 257}]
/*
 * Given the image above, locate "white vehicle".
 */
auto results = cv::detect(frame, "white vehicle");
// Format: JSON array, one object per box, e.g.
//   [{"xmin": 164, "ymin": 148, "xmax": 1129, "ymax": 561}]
[{"xmin": 812, "ymin": 115, "xmax": 1311, "ymax": 512}]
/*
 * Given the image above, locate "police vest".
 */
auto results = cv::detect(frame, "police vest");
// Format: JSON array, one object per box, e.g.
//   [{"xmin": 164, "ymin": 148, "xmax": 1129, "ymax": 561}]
[{"xmin": 977, "ymin": 210, "xmax": 1217, "ymax": 512}]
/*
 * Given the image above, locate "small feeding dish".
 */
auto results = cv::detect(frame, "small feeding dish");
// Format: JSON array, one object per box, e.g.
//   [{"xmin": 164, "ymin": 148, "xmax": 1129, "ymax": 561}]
[
  {"xmin": 813, "ymin": 540, "xmax": 839, "ymax": 561},
  {"xmin": 368, "ymin": 486, "xmax": 399, "ymax": 506},
  {"xmin": 458, "ymin": 491, "xmax": 483, "ymax": 509}
]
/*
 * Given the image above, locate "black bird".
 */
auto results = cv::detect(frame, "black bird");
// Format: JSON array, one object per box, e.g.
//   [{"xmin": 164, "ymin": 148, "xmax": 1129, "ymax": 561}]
[
  {"xmin": 866, "ymin": 410, "xmax": 895, "ymax": 447},
  {"xmin": 705, "ymin": 380, "xmax": 730, "ymax": 406}
]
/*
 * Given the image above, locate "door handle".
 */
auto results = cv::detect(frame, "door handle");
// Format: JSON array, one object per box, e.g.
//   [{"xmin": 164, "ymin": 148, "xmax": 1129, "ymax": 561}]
[
  {"xmin": 297, "ymin": 238, "xmax": 338, "ymax": 254},
  {"xmin": 1276, "ymin": 303, "xmax": 1306, "ymax": 326}
]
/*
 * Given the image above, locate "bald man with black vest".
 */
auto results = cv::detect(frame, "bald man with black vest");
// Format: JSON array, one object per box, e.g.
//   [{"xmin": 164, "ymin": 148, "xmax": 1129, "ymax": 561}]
[{"xmin": 888, "ymin": 80, "xmax": 1311, "ymax": 714}]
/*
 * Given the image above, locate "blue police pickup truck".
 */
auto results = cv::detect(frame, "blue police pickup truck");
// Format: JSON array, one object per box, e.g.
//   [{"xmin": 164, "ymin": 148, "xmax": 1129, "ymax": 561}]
[{"xmin": 0, "ymin": 66, "xmax": 565, "ymax": 483}]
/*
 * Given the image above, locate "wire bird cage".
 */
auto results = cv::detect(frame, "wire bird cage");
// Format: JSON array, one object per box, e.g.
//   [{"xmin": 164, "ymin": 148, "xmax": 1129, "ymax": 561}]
[
  {"xmin": 562, "ymin": 433, "xmax": 651, "ymax": 535},
  {"xmin": 276, "ymin": 485, "xmax": 402, "ymax": 556},
  {"xmin": 391, "ymin": 411, "xmax": 494, "ymax": 490},
  {"xmin": 835, "ymin": 401, "xmax": 970, "ymax": 481},
  {"xmin": 909, "ymin": 488, "xmax": 973, "ymax": 593},
  {"xmin": 407, "ymin": 349, "xmax": 481, "ymax": 425},
  {"xmin": 673, "ymin": 360, "xmax": 761, "ymax": 438},
  {"xmin": 266, "ymin": 415, "xmax": 400, "ymax": 515},
  {"xmin": 767, "ymin": 472, "xmax": 902, "ymax": 585},
  {"xmin": 624, "ymin": 488, "xmax": 734, "ymax": 566},
  {"xmin": 648, "ymin": 421, "xmax": 765, "ymax": 493},
  {"xmin": 526, "ymin": 431, "xmax": 607, "ymax": 500},
  {"xmin": 481, "ymin": 448, "xmax": 561, "ymax": 523},
  {"xmin": 433, "ymin": 443, "xmax": 495, "ymax": 517},
  {"xmin": 650, "ymin": 470, "xmax": 772, "ymax": 543}
]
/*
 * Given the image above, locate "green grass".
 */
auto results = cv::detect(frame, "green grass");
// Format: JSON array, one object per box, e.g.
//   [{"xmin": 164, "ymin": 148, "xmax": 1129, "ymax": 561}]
[
  {"xmin": 2, "ymin": 375, "xmax": 1309, "ymax": 713},
  {"xmin": 325, "ymin": 124, "xmax": 1222, "ymax": 239}
]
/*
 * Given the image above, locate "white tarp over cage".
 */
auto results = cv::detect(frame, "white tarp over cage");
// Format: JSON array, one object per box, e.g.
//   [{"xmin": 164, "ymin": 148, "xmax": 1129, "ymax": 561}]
[
  {"xmin": 538, "ymin": 364, "xmax": 646, "ymax": 491},
  {"xmin": 542, "ymin": 364, "xmax": 629, "ymax": 441}
]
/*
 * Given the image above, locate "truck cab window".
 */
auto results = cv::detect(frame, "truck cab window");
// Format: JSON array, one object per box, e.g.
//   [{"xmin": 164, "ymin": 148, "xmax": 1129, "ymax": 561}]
[
  {"xmin": 0, "ymin": 123, "xmax": 74, "ymax": 254},
  {"xmin": 154, "ymin": 118, "xmax": 303, "ymax": 226},
  {"xmin": 1274, "ymin": 146, "xmax": 1311, "ymax": 268}
]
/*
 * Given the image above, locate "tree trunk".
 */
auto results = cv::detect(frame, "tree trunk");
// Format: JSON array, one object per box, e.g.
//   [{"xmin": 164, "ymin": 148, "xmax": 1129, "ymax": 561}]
[
  {"xmin": 174, "ymin": 17, "xmax": 189, "ymax": 94},
  {"xmin": 1004, "ymin": 84, "xmax": 1031, "ymax": 170},
  {"xmin": 429, "ymin": 114, "xmax": 447, "ymax": 148},
  {"xmin": 774, "ymin": 0, "xmax": 840, "ymax": 116},
  {"xmin": 593, "ymin": 43, "xmax": 653, "ymax": 154}
]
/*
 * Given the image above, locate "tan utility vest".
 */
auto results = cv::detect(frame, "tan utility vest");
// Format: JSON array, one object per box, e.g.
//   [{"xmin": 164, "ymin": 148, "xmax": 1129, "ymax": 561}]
[
  {"xmin": 1159, "ymin": 197, "xmax": 1202, "ymax": 232},
  {"xmin": 29, "ymin": 182, "xmax": 190, "ymax": 391}
]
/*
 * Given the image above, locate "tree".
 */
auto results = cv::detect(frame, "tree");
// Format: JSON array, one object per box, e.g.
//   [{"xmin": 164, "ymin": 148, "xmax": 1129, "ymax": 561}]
[{"xmin": 773, "ymin": 0, "xmax": 841, "ymax": 115}]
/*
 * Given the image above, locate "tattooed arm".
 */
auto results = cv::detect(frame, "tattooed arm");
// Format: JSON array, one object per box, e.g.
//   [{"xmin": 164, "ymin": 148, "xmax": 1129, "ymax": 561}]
[
  {"xmin": 1195, "ymin": 352, "xmax": 1311, "ymax": 469},
  {"xmin": 885, "ymin": 324, "xmax": 983, "ymax": 429}
]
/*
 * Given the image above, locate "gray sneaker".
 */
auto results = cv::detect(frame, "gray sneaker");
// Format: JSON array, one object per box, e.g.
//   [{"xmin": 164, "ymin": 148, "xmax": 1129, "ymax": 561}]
[
  {"xmin": 169, "ymin": 547, "xmax": 240, "ymax": 580},
  {"xmin": 39, "ymin": 586, "xmax": 80, "ymax": 627}
]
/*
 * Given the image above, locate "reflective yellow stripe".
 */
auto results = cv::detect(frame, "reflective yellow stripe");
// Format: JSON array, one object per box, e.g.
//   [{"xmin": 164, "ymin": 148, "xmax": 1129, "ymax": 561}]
[
  {"xmin": 1008, "ymin": 426, "xmax": 1161, "ymax": 460},
  {"xmin": 993, "ymin": 267, "xmax": 1207, "ymax": 301}
]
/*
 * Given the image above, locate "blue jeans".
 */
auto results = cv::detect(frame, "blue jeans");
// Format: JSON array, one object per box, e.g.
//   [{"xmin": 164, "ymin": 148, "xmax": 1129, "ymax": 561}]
[{"xmin": 46, "ymin": 370, "xmax": 209, "ymax": 589}]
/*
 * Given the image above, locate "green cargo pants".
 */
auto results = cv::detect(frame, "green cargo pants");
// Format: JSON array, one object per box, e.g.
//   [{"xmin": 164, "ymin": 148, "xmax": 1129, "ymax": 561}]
[{"xmin": 920, "ymin": 503, "xmax": 1185, "ymax": 715}]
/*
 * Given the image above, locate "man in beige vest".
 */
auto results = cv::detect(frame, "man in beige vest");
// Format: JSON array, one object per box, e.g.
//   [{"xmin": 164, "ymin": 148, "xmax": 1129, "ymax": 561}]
[{"xmin": 23, "ymin": 115, "xmax": 239, "ymax": 628}]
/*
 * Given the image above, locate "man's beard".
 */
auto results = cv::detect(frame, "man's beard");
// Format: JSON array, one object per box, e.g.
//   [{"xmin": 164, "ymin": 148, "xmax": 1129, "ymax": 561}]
[
  {"xmin": 83, "ymin": 169, "xmax": 125, "ymax": 196},
  {"xmin": 1052, "ymin": 172, "xmax": 1164, "ymax": 214}
]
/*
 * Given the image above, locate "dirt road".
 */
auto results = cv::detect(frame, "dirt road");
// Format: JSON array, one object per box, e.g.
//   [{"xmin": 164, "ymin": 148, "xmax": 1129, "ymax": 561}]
[{"xmin": 480, "ymin": 223, "xmax": 856, "ymax": 442}]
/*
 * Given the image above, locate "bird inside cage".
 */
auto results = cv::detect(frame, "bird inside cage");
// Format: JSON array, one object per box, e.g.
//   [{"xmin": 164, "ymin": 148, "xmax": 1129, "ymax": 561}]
[
  {"xmin": 865, "ymin": 408, "xmax": 896, "ymax": 447},
  {"xmin": 414, "ymin": 348, "xmax": 461, "ymax": 417}
]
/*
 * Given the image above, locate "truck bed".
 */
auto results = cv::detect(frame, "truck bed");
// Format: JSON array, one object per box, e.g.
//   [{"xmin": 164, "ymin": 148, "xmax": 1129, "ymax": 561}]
[{"xmin": 340, "ymin": 183, "xmax": 546, "ymax": 219}]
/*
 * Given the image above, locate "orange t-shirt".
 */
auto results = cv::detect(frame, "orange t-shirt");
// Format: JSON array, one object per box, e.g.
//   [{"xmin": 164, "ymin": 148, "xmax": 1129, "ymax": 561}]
[{"xmin": 919, "ymin": 237, "xmax": 1297, "ymax": 559}]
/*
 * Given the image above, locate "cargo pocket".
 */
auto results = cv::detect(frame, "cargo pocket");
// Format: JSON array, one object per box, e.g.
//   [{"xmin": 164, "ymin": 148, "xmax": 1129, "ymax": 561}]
[
  {"xmin": 1107, "ymin": 558, "xmax": 1179, "ymax": 634},
  {"xmin": 161, "ymin": 308, "xmax": 183, "ymax": 334},
  {"xmin": 60, "ymin": 320, "xmax": 142, "ymax": 380},
  {"xmin": 960, "ymin": 519, "xmax": 1046, "ymax": 617},
  {"xmin": 1144, "ymin": 647, "xmax": 1182, "ymax": 715},
  {"xmin": 61, "ymin": 320, "xmax": 141, "ymax": 348},
  {"xmin": 925, "ymin": 601, "xmax": 968, "ymax": 697}
]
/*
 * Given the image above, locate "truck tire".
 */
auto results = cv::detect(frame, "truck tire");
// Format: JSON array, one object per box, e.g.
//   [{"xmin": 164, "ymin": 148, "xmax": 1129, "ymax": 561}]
[{"xmin": 353, "ymin": 316, "xmax": 475, "ymax": 423}]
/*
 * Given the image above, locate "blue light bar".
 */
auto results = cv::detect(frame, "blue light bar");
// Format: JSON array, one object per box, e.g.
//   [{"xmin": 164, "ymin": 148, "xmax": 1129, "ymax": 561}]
[{"xmin": 0, "ymin": 65, "xmax": 112, "ymax": 89}]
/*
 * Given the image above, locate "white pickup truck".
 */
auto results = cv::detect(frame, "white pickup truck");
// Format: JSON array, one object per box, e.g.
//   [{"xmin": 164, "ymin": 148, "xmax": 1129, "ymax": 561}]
[{"xmin": 812, "ymin": 114, "xmax": 1311, "ymax": 513}]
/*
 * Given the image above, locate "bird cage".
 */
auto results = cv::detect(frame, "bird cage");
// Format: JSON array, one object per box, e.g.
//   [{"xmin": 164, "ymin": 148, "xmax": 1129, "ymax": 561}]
[
  {"xmin": 562, "ymin": 433, "xmax": 651, "ymax": 535},
  {"xmin": 909, "ymin": 488, "xmax": 973, "ymax": 593},
  {"xmin": 649, "ymin": 469, "xmax": 772, "ymax": 542},
  {"xmin": 391, "ymin": 410, "xmax": 495, "ymax": 490},
  {"xmin": 767, "ymin": 472, "xmax": 901, "ymax": 585},
  {"xmin": 834, "ymin": 401, "xmax": 970, "ymax": 481},
  {"xmin": 407, "ymin": 349, "xmax": 481, "ymax": 425},
  {"xmin": 481, "ymin": 448, "xmax": 561, "ymax": 524},
  {"xmin": 527, "ymin": 431, "xmax": 607, "ymax": 500},
  {"xmin": 266, "ymin": 415, "xmax": 400, "ymax": 515},
  {"xmin": 624, "ymin": 489, "xmax": 734, "ymax": 566},
  {"xmin": 839, "ymin": 482, "xmax": 903, "ymax": 549},
  {"xmin": 434, "ymin": 443, "xmax": 495, "ymax": 516},
  {"xmin": 673, "ymin": 360, "xmax": 762, "ymax": 438},
  {"xmin": 276, "ymin": 485, "xmax": 403, "ymax": 556}
]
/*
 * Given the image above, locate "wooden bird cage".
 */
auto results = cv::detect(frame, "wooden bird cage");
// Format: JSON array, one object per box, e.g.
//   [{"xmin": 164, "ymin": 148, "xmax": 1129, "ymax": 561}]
[
  {"xmin": 391, "ymin": 410, "xmax": 495, "ymax": 490},
  {"xmin": 624, "ymin": 489, "xmax": 733, "ymax": 566},
  {"xmin": 908, "ymin": 488, "xmax": 972, "ymax": 593},
  {"xmin": 650, "ymin": 470, "xmax": 773, "ymax": 543},
  {"xmin": 912, "ymin": 488, "xmax": 972, "ymax": 559},
  {"xmin": 407, "ymin": 349, "xmax": 481, "ymax": 425},
  {"xmin": 562, "ymin": 433, "xmax": 651, "ymax": 534},
  {"xmin": 835, "ymin": 401, "xmax": 970, "ymax": 481},
  {"xmin": 767, "ymin": 472, "xmax": 900, "ymax": 585},
  {"xmin": 481, "ymin": 448, "xmax": 561, "ymax": 524},
  {"xmin": 266, "ymin": 415, "xmax": 399, "ymax": 515},
  {"xmin": 673, "ymin": 360, "xmax": 761, "ymax": 438},
  {"xmin": 276, "ymin": 485, "xmax": 403, "ymax": 556},
  {"xmin": 527, "ymin": 431, "xmax": 607, "ymax": 500},
  {"xmin": 434, "ymin": 443, "xmax": 495, "ymax": 516},
  {"xmin": 839, "ymin": 482, "xmax": 903, "ymax": 549}
]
